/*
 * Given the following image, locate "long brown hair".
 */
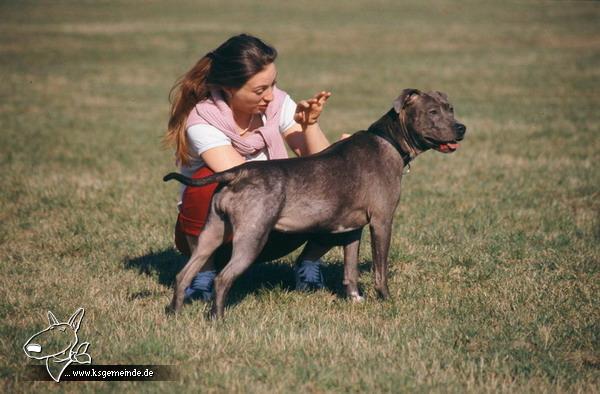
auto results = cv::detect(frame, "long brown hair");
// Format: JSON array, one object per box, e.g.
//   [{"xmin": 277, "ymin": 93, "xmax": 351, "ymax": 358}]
[{"xmin": 164, "ymin": 34, "xmax": 278, "ymax": 166}]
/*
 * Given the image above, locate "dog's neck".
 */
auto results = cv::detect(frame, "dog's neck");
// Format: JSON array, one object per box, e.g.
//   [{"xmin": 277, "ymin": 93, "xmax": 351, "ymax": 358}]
[{"xmin": 367, "ymin": 109, "xmax": 428, "ymax": 166}]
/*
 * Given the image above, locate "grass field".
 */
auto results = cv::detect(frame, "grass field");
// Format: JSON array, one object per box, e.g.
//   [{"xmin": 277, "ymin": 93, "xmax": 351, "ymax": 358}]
[{"xmin": 1, "ymin": 0, "xmax": 599, "ymax": 392}]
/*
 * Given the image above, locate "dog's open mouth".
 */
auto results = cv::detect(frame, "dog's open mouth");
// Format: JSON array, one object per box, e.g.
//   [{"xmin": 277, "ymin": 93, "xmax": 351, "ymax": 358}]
[
  {"xmin": 424, "ymin": 136, "xmax": 461, "ymax": 153},
  {"xmin": 435, "ymin": 142, "xmax": 460, "ymax": 153}
]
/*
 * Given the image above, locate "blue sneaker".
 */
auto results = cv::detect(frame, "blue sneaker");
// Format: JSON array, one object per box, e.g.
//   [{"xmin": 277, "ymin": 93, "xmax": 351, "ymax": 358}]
[
  {"xmin": 184, "ymin": 270, "xmax": 216, "ymax": 302},
  {"xmin": 294, "ymin": 259, "xmax": 325, "ymax": 291}
]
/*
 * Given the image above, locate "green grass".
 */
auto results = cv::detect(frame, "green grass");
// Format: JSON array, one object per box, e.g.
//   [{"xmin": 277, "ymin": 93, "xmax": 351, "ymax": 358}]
[{"xmin": 1, "ymin": 0, "xmax": 599, "ymax": 392}]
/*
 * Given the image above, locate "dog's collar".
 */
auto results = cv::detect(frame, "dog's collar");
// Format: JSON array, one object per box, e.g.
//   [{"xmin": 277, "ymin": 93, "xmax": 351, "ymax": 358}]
[{"xmin": 368, "ymin": 110, "xmax": 412, "ymax": 167}]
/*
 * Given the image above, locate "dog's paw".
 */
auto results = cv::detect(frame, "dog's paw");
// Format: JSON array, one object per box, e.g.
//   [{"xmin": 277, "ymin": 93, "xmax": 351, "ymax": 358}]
[
  {"xmin": 348, "ymin": 291, "xmax": 365, "ymax": 303},
  {"xmin": 164, "ymin": 303, "xmax": 180, "ymax": 316},
  {"xmin": 208, "ymin": 304, "xmax": 221, "ymax": 321}
]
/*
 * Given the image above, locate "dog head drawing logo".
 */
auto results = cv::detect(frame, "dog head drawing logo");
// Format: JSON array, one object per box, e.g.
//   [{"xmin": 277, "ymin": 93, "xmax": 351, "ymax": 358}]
[{"xmin": 23, "ymin": 308, "xmax": 92, "ymax": 382}]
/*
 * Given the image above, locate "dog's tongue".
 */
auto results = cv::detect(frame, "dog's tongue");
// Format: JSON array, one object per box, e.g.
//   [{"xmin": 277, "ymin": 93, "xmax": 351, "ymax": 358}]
[{"xmin": 439, "ymin": 143, "xmax": 460, "ymax": 152}]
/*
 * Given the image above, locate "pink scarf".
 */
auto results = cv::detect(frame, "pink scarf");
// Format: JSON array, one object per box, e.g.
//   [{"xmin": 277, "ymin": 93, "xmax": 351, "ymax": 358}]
[{"xmin": 186, "ymin": 87, "xmax": 289, "ymax": 160}]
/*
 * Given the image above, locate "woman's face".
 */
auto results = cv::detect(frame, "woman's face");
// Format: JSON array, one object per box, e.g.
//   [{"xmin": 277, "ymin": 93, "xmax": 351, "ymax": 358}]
[{"xmin": 225, "ymin": 63, "xmax": 277, "ymax": 116}]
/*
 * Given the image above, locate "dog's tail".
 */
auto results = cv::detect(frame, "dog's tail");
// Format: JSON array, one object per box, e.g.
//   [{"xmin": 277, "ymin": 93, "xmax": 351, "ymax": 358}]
[{"xmin": 163, "ymin": 171, "xmax": 237, "ymax": 187}]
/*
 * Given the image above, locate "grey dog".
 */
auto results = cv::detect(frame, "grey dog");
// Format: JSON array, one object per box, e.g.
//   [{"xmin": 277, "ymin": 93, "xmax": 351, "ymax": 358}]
[{"xmin": 164, "ymin": 88, "xmax": 466, "ymax": 319}]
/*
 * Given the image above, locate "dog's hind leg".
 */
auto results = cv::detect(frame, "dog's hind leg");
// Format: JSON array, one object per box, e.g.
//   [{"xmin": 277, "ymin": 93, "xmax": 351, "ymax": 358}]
[
  {"xmin": 210, "ymin": 215, "xmax": 276, "ymax": 319},
  {"xmin": 369, "ymin": 218, "xmax": 392, "ymax": 300},
  {"xmin": 170, "ymin": 210, "xmax": 227, "ymax": 313}
]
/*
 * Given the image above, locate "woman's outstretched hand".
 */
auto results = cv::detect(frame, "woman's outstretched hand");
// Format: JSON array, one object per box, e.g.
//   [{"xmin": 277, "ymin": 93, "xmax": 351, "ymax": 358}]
[{"xmin": 294, "ymin": 91, "xmax": 331, "ymax": 126}]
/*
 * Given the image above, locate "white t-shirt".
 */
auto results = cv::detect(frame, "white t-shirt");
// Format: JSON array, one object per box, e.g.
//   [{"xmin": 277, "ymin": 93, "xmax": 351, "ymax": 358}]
[
  {"xmin": 182, "ymin": 94, "xmax": 297, "ymax": 176},
  {"xmin": 178, "ymin": 94, "xmax": 298, "ymax": 202}
]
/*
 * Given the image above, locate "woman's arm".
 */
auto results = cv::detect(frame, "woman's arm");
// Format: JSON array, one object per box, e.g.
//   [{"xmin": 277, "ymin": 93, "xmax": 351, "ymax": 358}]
[
  {"xmin": 200, "ymin": 145, "xmax": 245, "ymax": 172},
  {"xmin": 283, "ymin": 123, "xmax": 330, "ymax": 157}
]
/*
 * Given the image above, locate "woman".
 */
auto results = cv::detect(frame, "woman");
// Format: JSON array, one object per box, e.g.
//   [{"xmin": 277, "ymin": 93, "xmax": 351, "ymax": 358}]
[{"xmin": 164, "ymin": 34, "xmax": 334, "ymax": 301}]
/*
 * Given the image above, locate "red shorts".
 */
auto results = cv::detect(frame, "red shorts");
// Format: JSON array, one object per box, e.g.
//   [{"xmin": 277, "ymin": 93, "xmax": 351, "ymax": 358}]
[{"xmin": 177, "ymin": 166, "xmax": 218, "ymax": 237}]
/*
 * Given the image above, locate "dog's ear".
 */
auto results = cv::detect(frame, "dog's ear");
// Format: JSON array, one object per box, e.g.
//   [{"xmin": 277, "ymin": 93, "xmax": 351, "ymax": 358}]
[
  {"xmin": 48, "ymin": 311, "xmax": 59, "ymax": 326},
  {"xmin": 393, "ymin": 89, "xmax": 421, "ymax": 113},
  {"xmin": 67, "ymin": 308, "xmax": 85, "ymax": 332},
  {"xmin": 428, "ymin": 90, "xmax": 449, "ymax": 103}
]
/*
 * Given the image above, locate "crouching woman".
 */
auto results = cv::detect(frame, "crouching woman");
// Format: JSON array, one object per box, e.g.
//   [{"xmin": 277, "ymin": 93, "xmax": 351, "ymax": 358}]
[{"xmin": 164, "ymin": 34, "xmax": 333, "ymax": 301}]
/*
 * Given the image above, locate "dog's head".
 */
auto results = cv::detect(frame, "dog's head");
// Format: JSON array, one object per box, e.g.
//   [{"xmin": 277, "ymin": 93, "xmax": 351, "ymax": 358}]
[{"xmin": 393, "ymin": 89, "xmax": 466, "ymax": 153}]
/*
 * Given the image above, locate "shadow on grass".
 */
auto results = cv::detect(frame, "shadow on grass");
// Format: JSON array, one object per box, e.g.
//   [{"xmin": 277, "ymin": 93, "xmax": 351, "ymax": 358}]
[
  {"xmin": 124, "ymin": 248, "xmax": 187, "ymax": 288},
  {"xmin": 227, "ymin": 260, "xmax": 372, "ymax": 306},
  {"xmin": 124, "ymin": 248, "xmax": 372, "ymax": 306}
]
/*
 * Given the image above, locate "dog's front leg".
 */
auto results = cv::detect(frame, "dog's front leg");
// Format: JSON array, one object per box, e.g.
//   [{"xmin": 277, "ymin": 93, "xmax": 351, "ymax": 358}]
[
  {"xmin": 369, "ymin": 219, "xmax": 392, "ymax": 299},
  {"xmin": 342, "ymin": 229, "xmax": 364, "ymax": 302}
]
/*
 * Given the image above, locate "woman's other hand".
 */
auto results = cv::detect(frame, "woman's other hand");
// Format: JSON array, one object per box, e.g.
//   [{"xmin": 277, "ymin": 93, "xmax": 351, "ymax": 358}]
[{"xmin": 294, "ymin": 91, "xmax": 331, "ymax": 127}]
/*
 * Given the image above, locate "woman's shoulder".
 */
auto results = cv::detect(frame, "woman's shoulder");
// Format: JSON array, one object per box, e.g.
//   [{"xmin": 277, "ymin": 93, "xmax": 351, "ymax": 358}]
[
  {"xmin": 186, "ymin": 123, "xmax": 231, "ymax": 155},
  {"xmin": 187, "ymin": 123, "xmax": 230, "ymax": 142},
  {"xmin": 185, "ymin": 97, "xmax": 213, "ymax": 129}
]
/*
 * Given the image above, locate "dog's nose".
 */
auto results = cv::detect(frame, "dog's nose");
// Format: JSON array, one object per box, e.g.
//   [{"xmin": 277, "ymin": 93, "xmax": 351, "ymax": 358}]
[
  {"xmin": 454, "ymin": 123, "xmax": 466, "ymax": 139},
  {"xmin": 26, "ymin": 343, "xmax": 42, "ymax": 353}
]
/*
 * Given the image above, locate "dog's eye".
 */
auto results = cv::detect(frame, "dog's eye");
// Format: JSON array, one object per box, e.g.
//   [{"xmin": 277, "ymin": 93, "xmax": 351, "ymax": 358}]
[
  {"xmin": 449, "ymin": 106, "xmax": 454, "ymax": 113},
  {"xmin": 428, "ymin": 109, "xmax": 438, "ymax": 115}
]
